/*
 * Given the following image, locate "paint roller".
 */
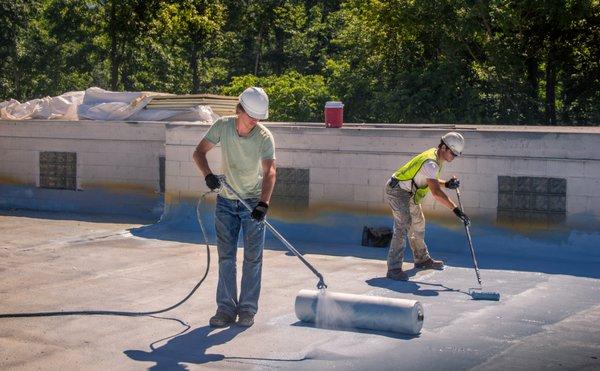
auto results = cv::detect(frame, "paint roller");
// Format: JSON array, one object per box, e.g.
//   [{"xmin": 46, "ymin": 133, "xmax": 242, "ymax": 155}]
[
  {"xmin": 295, "ymin": 290, "xmax": 424, "ymax": 335},
  {"xmin": 218, "ymin": 177, "xmax": 425, "ymax": 335},
  {"xmin": 456, "ymin": 188, "xmax": 501, "ymax": 301}
]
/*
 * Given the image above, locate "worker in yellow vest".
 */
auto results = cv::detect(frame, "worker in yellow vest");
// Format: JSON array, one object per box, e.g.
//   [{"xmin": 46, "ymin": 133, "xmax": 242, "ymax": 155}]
[{"xmin": 385, "ymin": 132, "xmax": 470, "ymax": 281}]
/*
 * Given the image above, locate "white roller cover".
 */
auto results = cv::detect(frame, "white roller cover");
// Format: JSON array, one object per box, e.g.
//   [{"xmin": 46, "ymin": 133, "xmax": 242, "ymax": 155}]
[{"xmin": 295, "ymin": 289, "xmax": 424, "ymax": 335}]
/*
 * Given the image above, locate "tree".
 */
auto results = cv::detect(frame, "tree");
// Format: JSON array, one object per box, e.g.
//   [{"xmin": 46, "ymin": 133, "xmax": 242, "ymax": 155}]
[
  {"xmin": 0, "ymin": 0, "xmax": 39, "ymax": 100},
  {"xmin": 154, "ymin": 0, "xmax": 225, "ymax": 93},
  {"xmin": 220, "ymin": 71, "xmax": 332, "ymax": 121}
]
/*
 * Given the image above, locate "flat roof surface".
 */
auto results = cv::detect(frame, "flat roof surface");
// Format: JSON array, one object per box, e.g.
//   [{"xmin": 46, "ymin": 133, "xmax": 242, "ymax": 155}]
[{"xmin": 1, "ymin": 210, "xmax": 599, "ymax": 370}]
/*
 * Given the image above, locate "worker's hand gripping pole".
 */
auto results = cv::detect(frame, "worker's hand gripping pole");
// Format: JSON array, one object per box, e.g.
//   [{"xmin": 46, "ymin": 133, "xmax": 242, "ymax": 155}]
[
  {"xmin": 456, "ymin": 188, "xmax": 482, "ymax": 285},
  {"xmin": 217, "ymin": 176, "xmax": 327, "ymax": 289}
]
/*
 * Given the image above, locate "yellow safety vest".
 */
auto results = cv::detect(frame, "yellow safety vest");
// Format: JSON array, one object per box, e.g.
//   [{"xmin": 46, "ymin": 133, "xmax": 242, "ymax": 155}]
[{"xmin": 392, "ymin": 148, "xmax": 441, "ymax": 204}]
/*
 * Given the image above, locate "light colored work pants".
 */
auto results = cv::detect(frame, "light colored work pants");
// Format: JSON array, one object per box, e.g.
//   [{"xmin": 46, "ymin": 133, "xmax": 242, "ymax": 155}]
[{"xmin": 385, "ymin": 180, "xmax": 431, "ymax": 270}]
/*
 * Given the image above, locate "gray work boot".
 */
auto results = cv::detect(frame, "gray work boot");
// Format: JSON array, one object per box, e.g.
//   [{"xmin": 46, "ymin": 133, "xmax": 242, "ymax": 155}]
[
  {"xmin": 414, "ymin": 258, "xmax": 444, "ymax": 270},
  {"xmin": 237, "ymin": 311, "xmax": 255, "ymax": 327},
  {"xmin": 386, "ymin": 268, "xmax": 408, "ymax": 281},
  {"xmin": 209, "ymin": 310, "xmax": 235, "ymax": 328}
]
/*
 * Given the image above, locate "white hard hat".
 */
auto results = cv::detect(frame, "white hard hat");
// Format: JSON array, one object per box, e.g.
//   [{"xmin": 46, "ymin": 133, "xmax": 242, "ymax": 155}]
[
  {"xmin": 441, "ymin": 132, "xmax": 465, "ymax": 156},
  {"xmin": 239, "ymin": 87, "xmax": 269, "ymax": 120}
]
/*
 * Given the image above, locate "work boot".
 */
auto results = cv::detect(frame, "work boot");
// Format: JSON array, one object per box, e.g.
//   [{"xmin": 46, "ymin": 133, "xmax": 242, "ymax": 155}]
[
  {"xmin": 386, "ymin": 268, "xmax": 408, "ymax": 281},
  {"xmin": 414, "ymin": 258, "xmax": 444, "ymax": 270},
  {"xmin": 237, "ymin": 311, "xmax": 255, "ymax": 327},
  {"xmin": 209, "ymin": 310, "xmax": 235, "ymax": 328}
]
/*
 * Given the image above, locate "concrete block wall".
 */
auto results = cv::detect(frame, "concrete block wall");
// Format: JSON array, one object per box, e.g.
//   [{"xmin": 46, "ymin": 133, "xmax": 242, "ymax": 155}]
[
  {"xmin": 164, "ymin": 122, "xmax": 600, "ymax": 230},
  {"xmin": 0, "ymin": 120, "xmax": 166, "ymax": 217},
  {"xmin": 1, "ymin": 119, "xmax": 598, "ymax": 233}
]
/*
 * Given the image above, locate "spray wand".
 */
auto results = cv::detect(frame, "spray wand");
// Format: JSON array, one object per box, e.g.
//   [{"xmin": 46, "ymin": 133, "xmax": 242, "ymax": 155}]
[{"xmin": 218, "ymin": 176, "xmax": 327, "ymax": 289}]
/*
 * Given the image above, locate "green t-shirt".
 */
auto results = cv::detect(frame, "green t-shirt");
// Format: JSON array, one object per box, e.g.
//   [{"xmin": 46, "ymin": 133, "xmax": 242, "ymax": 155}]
[{"xmin": 203, "ymin": 116, "xmax": 275, "ymax": 200}]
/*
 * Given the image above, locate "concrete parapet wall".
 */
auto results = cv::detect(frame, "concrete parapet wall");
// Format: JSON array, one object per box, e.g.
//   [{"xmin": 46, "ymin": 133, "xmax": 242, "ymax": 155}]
[
  {"xmin": 1, "ymin": 120, "xmax": 599, "ymax": 235},
  {"xmin": 165, "ymin": 122, "xmax": 600, "ymax": 229},
  {"xmin": 0, "ymin": 120, "xmax": 165, "ymax": 217}
]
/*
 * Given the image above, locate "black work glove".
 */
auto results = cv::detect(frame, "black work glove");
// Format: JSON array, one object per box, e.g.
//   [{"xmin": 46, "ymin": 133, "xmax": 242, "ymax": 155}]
[
  {"xmin": 205, "ymin": 173, "xmax": 221, "ymax": 191},
  {"xmin": 251, "ymin": 201, "xmax": 269, "ymax": 222},
  {"xmin": 445, "ymin": 177, "xmax": 460, "ymax": 189},
  {"xmin": 453, "ymin": 207, "xmax": 470, "ymax": 225}
]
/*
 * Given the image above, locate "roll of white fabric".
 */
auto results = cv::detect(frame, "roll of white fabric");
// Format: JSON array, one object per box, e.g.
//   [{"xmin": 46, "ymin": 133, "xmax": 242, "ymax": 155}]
[{"xmin": 294, "ymin": 289, "xmax": 424, "ymax": 335}]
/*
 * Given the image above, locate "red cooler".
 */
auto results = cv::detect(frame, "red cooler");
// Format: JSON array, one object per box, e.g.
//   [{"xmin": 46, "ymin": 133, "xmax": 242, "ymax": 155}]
[{"xmin": 324, "ymin": 101, "xmax": 344, "ymax": 128}]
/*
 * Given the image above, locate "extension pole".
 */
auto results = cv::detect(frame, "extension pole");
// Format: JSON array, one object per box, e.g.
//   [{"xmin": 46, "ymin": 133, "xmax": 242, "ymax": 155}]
[
  {"xmin": 218, "ymin": 177, "xmax": 327, "ymax": 289},
  {"xmin": 456, "ymin": 188, "xmax": 482, "ymax": 285}
]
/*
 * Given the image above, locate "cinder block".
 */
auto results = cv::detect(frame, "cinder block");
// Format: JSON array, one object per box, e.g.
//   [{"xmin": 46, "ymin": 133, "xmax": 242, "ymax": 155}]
[
  {"xmin": 188, "ymin": 175, "xmax": 206, "ymax": 192},
  {"xmin": 337, "ymin": 153, "xmax": 359, "ymax": 168},
  {"xmin": 354, "ymin": 185, "xmax": 384, "ymax": 203},
  {"xmin": 367, "ymin": 169, "xmax": 391, "ymax": 187},
  {"xmin": 323, "ymin": 184, "xmax": 354, "ymax": 201},
  {"xmin": 587, "ymin": 197, "xmax": 600, "ymax": 215},
  {"xmin": 166, "ymin": 145, "xmax": 194, "ymax": 162},
  {"xmin": 310, "ymin": 167, "xmax": 339, "ymax": 184},
  {"xmin": 475, "ymin": 157, "xmax": 511, "ymax": 175},
  {"xmin": 513, "ymin": 158, "xmax": 548, "ymax": 176},
  {"xmin": 338, "ymin": 153, "xmax": 383, "ymax": 169},
  {"xmin": 457, "ymin": 190, "xmax": 480, "ymax": 208},
  {"xmin": 449, "ymin": 173, "xmax": 495, "ymax": 192},
  {"xmin": 566, "ymin": 177, "xmax": 592, "ymax": 197},
  {"xmin": 339, "ymin": 135, "xmax": 387, "ymax": 152},
  {"xmin": 0, "ymin": 160, "xmax": 34, "ymax": 175},
  {"xmin": 547, "ymin": 160, "xmax": 584, "ymax": 178},
  {"xmin": 583, "ymin": 161, "xmax": 600, "ymax": 179},
  {"xmin": 302, "ymin": 133, "xmax": 342, "ymax": 150},
  {"xmin": 166, "ymin": 175, "xmax": 189, "ymax": 193},
  {"xmin": 479, "ymin": 191, "xmax": 499, "ymax": 209},
  {"xmin": 275, "ymin": 133, "xmax": 307, "ymax": 149},
  {"xmin": 116, "ymin": 165, "xmax": 157, "ymax": 181},
  {"xmin": 78, "ymin": 151, "xmax": 113, "ymax": 166},
  {"xmin": 287, "ymin": 151, "xmax": 311, "ymax": 167},
  {"xmin": 567, "ymin": 195, "xmax": 588, "ymax": 214},
  {"xmin": 338, "ymin": 167, "xmax": 369, "ymax": 185},
  {"xmin": 166, "ymin": 161, "xmax": 180, "ymax": 176},
  {"xmin": 379, "ymin": 155, "xmax": 406, "ymax": 171},
  {"xmin": 179, "ymin": 161, "xmax": 200, "ymax": 177},
  {"xmin": 309, "ymin": 183, "xmax": 324, "ymax": 200},
  {"xmin": 274, "ymin": 152, "xmax": 294, "ymax": 167},
  {"xmin": 167, "ymin": 125, "xmax": 207, "ymax": 146},
  {"xmin": 308, "ymin": 152, "xmax": 340, "ymax": 168},
  {"xmin": 78, "ymin": 165, "xmax": 111, "ymax": 180},
  {"xmin": 0, "ymin": 149, "xmax": 37, "ymax": 163}
]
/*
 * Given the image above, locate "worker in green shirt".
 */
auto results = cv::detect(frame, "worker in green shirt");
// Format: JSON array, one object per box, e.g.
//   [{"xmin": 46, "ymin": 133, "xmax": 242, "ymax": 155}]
[
  {"xmin": 385, "ymin": 132, "xmax": 470, "ymax": 281},
  {"xmin": 193, "ymin": 87, "xmax": 276, "ymax": 327}
]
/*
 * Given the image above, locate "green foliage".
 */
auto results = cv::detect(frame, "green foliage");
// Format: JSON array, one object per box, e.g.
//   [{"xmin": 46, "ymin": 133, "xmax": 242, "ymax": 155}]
[
  {"xmin": 0, "ymin": 0, "xmax": 598, "ymax": 125},
  {"xmin": 220, "ymin": 71, "xmax": 332, "ymax": 121}
]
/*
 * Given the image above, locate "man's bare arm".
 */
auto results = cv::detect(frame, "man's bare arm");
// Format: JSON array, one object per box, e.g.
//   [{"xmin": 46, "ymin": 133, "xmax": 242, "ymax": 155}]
[
  {"xmin": 193, "ymin": 139, "xmax": 216, "ymax": 177},
  {"xmin": 427, "ymin": 178, "xmax": 457, "ymax": 210},
  {"xmin": 260, "ymin": 159, "xmax": 276, "ymax": 203}
]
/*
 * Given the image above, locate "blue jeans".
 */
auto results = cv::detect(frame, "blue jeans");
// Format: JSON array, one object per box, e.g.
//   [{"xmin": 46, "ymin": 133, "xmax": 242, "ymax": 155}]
[{"xmin": 214, "ymin": 195, "xmax": 265, "ymax": 317}]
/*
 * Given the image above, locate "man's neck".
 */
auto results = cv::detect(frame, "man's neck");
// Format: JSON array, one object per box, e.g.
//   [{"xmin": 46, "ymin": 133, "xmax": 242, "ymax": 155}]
[
  {"xmin": 435, "ymin": 149, "xmax": 445, "ymax": 164},
  {"xmin": 236, "ymin": 117, "xmax": 255, "ymax": 137}
]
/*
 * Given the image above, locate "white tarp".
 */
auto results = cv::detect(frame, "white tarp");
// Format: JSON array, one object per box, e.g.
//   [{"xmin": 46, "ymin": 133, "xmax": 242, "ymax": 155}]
[{"xmin": 0, "ymin": 87, "xmax": 217, "ymax": 122}]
